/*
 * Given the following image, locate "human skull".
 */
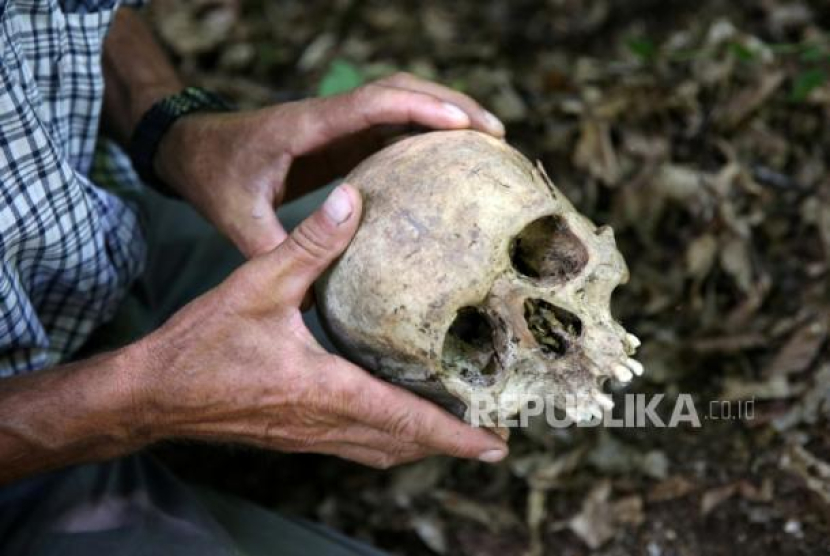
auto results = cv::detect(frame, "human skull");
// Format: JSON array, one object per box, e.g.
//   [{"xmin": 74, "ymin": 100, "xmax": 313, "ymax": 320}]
[{"xmin": 318, "ymin": 130, "xmax": 641, "ymax": 423}]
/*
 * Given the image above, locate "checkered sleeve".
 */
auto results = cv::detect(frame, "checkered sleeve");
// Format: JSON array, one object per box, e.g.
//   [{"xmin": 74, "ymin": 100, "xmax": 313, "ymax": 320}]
[
  {"xmin": 59, "ymin": 1, "xmax": 146, "ymax": 13},
  {"xmin": 119, "ymin": 0, "xmax": 147, "ymax": 8},
  {"xmin": 0, "ymin": 3, "xmax": 145, "ymax": 375}
]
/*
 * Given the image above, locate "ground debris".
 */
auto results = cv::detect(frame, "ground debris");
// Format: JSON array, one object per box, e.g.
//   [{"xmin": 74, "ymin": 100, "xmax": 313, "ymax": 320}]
[
  {"xmin": 780, "ymin": 444, "xmax": 830, "ymax": 507},
  {"xmin": 149, "ymin": 1, "xmax": 830, "ymax": 553},
  {"xmin": 565, "ymin": 480, "xmax": 644, "ymax": 549}
]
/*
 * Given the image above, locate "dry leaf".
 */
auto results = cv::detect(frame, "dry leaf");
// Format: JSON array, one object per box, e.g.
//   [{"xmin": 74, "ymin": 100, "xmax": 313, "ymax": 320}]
[
  {"xmin": 685, "ymin": 233, "xmax": 719, "ymax": 281},
  {"xmin": 780, "ymin": 444, "xmax": 830, "ymax": 507},
  {"xmin": 716, "ymin": 71, "xmax": 785, "ymax": 131},
  {"xmin": 432, "ymin": 490, "xmax": 522, "ymax": 533},
  {"xmin": 568, "ymin": 481, "xmax": 644, "ymax": 549},
  {"xmin": 151, "ymin": 0, "xmax": 239, "ymax": 56},
  {"xmin": 574, "ymin": 119, "xmax": 621, "ymax": 186},
  {"xmin": 648, "ymin": 475, "xmax": 697, "ymax": 502},
  {"xmin": 764, "ymin": 319, "xmax": 828, "ymax": 377},
  {"xmin": 719, "ymin": 234, "xmax": 755, "ymax": 294}
]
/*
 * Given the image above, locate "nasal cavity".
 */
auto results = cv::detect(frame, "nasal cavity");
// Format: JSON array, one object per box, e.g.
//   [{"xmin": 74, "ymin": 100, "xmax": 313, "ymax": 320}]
[
  {"xmin": 510, "ymin": 215, "xmax": 588, "ymax": 282},
  {"xmin": 442, "ymin": 307, "xmax": 498, "ymax": 387},
  {"xmin": 524, "ymin": 298, "xmax": 582, "ymax": 357}
]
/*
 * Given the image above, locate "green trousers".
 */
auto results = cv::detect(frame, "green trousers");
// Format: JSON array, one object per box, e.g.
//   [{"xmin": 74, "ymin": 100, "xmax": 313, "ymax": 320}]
[{"xmin": 0, "ymin": 185, "xmax": 384, "ymax": 556}]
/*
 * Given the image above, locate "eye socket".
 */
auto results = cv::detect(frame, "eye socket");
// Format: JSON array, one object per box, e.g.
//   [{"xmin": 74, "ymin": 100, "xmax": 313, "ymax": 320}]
[
  {"xmin": 524, "ymin": 298, "xmax": 582, "ymax": 357},
  {"xmin": 510, "ymin": 215, "xmax": 589, "ymax": 283},
  {"xmin": 441, "ymin": 307, "xmax": 498, "ymax": 387}
]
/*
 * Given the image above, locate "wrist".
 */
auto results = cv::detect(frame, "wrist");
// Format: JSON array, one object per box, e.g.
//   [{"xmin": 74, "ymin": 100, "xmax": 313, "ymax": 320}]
[
  {"xmin": 129, "ymin": 87, "xmax": 233, "ymax": 197},
  {"xmin": 104, "ymin": 340, "xmax": 164, "ymax": 449},
  {"xmin": 0, "ymin": 345, "xmax": 157, "ymax": 482},
  {"xmin": 151, "ymin": 111, "xmax": 205, "ymax": 200}
]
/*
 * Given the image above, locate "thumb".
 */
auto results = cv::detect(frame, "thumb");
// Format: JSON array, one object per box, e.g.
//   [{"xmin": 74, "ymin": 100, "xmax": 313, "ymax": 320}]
[{"xmin": 268, "ymin": 184, "xmax": 362, "ymax": 306}]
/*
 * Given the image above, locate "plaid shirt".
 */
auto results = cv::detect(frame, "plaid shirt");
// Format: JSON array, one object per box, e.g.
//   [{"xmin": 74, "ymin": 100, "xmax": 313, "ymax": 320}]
[{"xmin": 0, "ymin": 0, "xmax": 147, "ymax": 376}]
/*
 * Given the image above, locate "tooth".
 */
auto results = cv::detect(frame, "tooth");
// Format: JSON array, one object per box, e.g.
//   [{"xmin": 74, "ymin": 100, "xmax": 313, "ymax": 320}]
[
  {"xmin": 626, "ymin": 333, "xmax": 641, "ymax": 349},
  {"xmin": 626, "ymin": 358, "xmax": 644, "ymax": 376},
  {"xmin": 567, "ymin": 406, "xmax": 585, "ymax": 422},
  {"xmin": 595, "ymin": 392, "xmax": 614, "ymax": 410},
  {"xmin": 571, "ymin": 404, "xmax": 596, "ymax": 423},
  {"xmin": 614, "ymin": 364, "xmax": 633, "ymax": 382}
]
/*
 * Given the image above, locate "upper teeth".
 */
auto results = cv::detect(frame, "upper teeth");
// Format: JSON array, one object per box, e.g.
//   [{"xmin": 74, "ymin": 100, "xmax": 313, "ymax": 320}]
[
  {"xmin": 626, "ymin": 333, "xmax": 641, "ymax": 348},
  {"xmin": 626, "ymin": 332, "xmax": 641, "ymax": 351},
  {"xmin": 626, "ymin": 357, "xmax": 644, "ymax": 376},
  {"xmin": 569, "ymin": 402, "xmax": 606, "ymax": 423},
  {"xmin": 595, "ymin": 392, "xmax": 614, "ymax": 410},
  {"xmin": 614, "ymin": 363, "xmax": 633, "ymax": 382}
]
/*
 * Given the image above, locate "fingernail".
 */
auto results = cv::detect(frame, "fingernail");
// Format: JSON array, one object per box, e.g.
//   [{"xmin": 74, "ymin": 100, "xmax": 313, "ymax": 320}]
[
  {"xmin": 322, "ymin": 185, "xmax": 353, "ymax": 225},
  {"xmin": 478, "ymin": 448, "xmax": 507, "ymax": 463},
  {"xmin": 484, "ymin": 110, "xmax": 505, "ymax": 136},
  {"xmin": 442, "ymin": 102, "xmax": 470, "ymax": 126}
]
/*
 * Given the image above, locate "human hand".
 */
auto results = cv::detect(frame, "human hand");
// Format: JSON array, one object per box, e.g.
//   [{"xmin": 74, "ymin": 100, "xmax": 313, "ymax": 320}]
[
  {"xmin": 153, "ymin": 73, "xmax": 505, "ymax": 257},
  {"xmin": 131, "ymin": 184, "xmax": 508, "ymax": 468}
]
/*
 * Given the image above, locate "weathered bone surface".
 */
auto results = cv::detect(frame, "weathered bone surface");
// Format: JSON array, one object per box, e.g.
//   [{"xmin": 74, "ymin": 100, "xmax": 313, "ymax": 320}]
[{"xmin": 318, "ymin": 130, "xmax": 641, "ymax": 422}]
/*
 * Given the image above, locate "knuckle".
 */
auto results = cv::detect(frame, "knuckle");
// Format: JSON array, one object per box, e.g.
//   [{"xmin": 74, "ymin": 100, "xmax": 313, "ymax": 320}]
[
  {"xmin": 443, "ymin": 441, "xmax": 470, "ymax": 459},
  {"xmin": 336, "ymin": 371, "xmax": 363, "ymax": 400},
  {"xmin": 285, "ymin": 106, "xmax": 321, "ymax": 157},
  {"xmin": 351, "ymin": 83, "xmax": 378, "ymax": 104},
  {"xmin": 346, "ymin": 87, "xmax": 378, "ymax": 121},
  {"xmin": 289, "ymin": 222, "xmax": 332, "ymax": 263},
  {"xmin": 384, "ymin": 71, "xmax": 413, "ymax": 86},
  {"xmin": 385, "ymin": 411, "xmax": 418, "ymax": 443},
  {"xmin": 324, "ymin": 369, "xmax": 362, "ymax": 412},
  {"xmin": 349, "ymin": 85, "xmax": 395, "ymax": 126},
  {"xmin": 294, "ymin": 108, "xmax": 316, "ymax": 137}
]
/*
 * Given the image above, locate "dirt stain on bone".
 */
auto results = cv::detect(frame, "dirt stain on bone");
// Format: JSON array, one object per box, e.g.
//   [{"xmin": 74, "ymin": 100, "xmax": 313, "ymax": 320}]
[{"xmin": 400, "ymin": 210, "xmax": 429, "ymax": 238}]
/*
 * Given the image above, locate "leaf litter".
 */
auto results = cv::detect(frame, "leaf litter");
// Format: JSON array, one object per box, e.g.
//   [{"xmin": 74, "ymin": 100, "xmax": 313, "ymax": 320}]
[{"xmin": 148, "ymin": 0, "xmax": 830, "ymax": 554}]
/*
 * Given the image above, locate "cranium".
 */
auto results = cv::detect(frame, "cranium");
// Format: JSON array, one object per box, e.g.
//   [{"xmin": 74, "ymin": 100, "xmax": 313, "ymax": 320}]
[{"xmin": 318, "ymin": 130, "xmax": 641, "ymax": 423}]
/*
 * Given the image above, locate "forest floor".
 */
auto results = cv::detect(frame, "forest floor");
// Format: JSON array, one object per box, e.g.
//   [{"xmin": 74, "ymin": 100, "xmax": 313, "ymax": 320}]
[{"xmin": 149, "ymin": 1, "xmax": 830, "ymax": 554}]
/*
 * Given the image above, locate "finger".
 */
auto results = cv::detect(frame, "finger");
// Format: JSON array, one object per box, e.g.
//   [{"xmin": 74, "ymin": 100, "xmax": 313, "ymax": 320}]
[
  {"xmin": 490, "ymin": 426, "xmax": 511, "ymax": 442},
  {"xmin": 322, "ymin": 421, "xmax": 438, "ymax": 461},
  {"xmin": 380, "ymin": 73, "xmax": 505, "ymax": 137},
  {"xmin": 292, "ymin": 86, "xmax": 474, "ymax": 155},
  {"xmin": 333, "ymin": 419, "xmax": 440, "ymax": 458},
  {"xmin": 264, "ymin": 183, "xmax": 362, "ymax": 306},
  {"xmin": 346, "ymin": 372, "xmax": 508, "ymax": 463},
  {"xmin": 314, "ymin": 441, "xmax": 429, "ymax": 469}
]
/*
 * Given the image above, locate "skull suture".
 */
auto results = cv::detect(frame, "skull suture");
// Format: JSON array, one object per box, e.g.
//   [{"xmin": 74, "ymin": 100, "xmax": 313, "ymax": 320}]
[{"xmin": 318, "ymin": 130, "xmax": 641, "ymax": 423}]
